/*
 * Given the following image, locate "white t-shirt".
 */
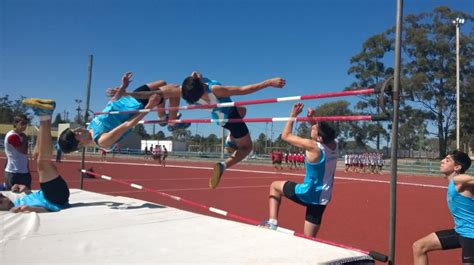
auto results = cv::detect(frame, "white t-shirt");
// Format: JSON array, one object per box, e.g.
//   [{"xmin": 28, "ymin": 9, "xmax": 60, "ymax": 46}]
[{"xmin": 4, "ymin": 130, "xmax": 29, "ymax": 173}]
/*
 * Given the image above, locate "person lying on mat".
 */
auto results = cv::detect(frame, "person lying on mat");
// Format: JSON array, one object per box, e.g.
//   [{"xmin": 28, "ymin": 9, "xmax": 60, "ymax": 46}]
[
  {"xmin": 55, "ymin": 72, "xmax": 190, "ymax": 153},
  {"xmin": 0, "ymin": 99, "xmax": 70, "ymax": 213},
  {"xmin": 260, "ymin": 102, "xmax": 338, "ymax": 237},
  {"xmin": 413, "ymin": 150, "xmax": 473, "ymax": 265},
  {"xmin": 181, "ymin": 71, "xmax": 285, "ymax": 189}
]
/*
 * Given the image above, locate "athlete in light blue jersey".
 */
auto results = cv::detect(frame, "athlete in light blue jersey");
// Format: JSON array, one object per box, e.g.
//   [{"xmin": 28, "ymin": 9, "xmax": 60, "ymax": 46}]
[
  {"xmin": 413, "ymin": 150, "xmax": 473, "ymax": 264},
  {"xmin": 295, "ymin": 141, "xmax": 338, "ymax": 205},
  {"xmin": 57, "ymin": 72, "xmax": 190, "ymax": 153},
  {"xmin": 0, "ymin": 98, "xmax": 70, "ymax": 213},
  {"xmin": 260, "ymin": 102, "xmax": 338, "ymax": 238},
  {"xmin": 181, "ymin": 71, "xmax": 285, "ymax": 189}
]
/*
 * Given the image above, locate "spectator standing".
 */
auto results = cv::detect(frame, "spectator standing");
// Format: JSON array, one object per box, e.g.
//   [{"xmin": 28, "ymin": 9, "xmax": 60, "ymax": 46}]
[{"xmin": 4, "ymin": 115, "xmax": 32, "ymax": 191}]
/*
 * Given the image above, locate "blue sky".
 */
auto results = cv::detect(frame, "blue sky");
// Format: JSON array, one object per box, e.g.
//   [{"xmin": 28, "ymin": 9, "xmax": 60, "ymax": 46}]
[{"xmin": 1, "ymin": 0, "xmax": 472, "ymax": 140}]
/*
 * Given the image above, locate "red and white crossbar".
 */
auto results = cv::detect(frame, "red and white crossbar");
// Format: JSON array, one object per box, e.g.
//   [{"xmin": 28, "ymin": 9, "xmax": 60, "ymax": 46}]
[
  {"xmin": 94, "ymin": 88, "xmax": 375, "ymax": 116},
  {"xmin": 139, "ymin": 115, "xmax": 388, "ymax": 125},
  {"xmin": 80, "ymin": 169, "xmax": 387, "ymax": 262}
]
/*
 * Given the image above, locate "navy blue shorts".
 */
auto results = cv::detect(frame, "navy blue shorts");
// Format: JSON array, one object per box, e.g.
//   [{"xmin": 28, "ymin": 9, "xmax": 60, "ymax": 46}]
[
  {"xmin": 222, "ymin": 107, "xmax": 249, "ymax": 139},
  {"xmin": 283, "ymin": 181, "xmax": 326, "ymax": 225},
  {"xmin": 436, "ymin": 229, "xmax": 474, "ymax": 263},
  {"xmin": 41, "ymin": 176, "xmax": 70, "ymax": 205},
  {"xmin": 133, "ymin": 85, "xmax": 164, "ymax": 107}
]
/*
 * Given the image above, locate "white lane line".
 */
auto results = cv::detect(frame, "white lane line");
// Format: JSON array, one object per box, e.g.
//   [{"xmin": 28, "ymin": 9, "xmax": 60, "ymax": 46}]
[{"xmin": 66, "ymin": 159, "xmax": 447, "ymax": 189}]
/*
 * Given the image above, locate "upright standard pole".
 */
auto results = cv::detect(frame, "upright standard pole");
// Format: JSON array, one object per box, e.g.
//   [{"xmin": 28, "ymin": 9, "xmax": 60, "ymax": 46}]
[
  {"xmin": 221, "ymin": 127, "xmax": 225, "ymax": 159},
  {"xmin": 80, "ymin": 55, "xmax": 93, "ymax": 189},
  {"xmin": 454, "ymin": 17, "xmax": 464, "ymax": 150},
  {"xmin": 389, "ymin": 1, "xmax": 403, "ymax": 264},
  {"xmin": 456, "ymin": 22, "xmax": 460, "ymax": 150}
]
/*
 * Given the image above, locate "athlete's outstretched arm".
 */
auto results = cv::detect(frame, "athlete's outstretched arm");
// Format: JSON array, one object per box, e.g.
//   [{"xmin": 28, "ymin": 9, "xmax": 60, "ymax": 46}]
[{"xmin": 212, "ymin": 78, "xmax": 285, "ymax": 98}]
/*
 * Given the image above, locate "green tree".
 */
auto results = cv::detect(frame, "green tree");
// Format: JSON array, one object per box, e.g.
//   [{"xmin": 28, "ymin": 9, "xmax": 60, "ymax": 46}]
[
  {"xmin": 347, "ymin": 32, "xmax": 393, "ymax": 150},
  {"xmin": 254, "ymin": 133, "xmax": 267, "ymax": 154},
  {"xmin": 348, "ymin": 6, "xmax": 473, "ymax": 158},
  {"xmin": 133, "ymin": 124, "xmax": 150, "ymax": 139},
  {"xmin": 151, "ymin": 130, "xmax": 166, "ymax": 140},
  {"xmin": 273, "ymin": 134, "xmax": 288, "ymax": 150},
  {"xmin": 402, "ymin": 7, "xmax": 473, "ymax": 158},
  {"xmin": 398, "ymin": 106, "xmax": 429, "ymax": 156},
  {"xmin": 171, "ymin": 129, "xmax": 191, "ymax": 140},
  {"xmin": 203, "ymin": 133, "xmax": 220, "ymax": 152},
  {"xmin": 0, "ymin": 95, "xmax": 32, "ymax": 123},
  {"xmin": 52, "ymin": 113, "xmax": 65, "ymax": 127},
  {"xmin": 311, "ymin": 100, "xmax": 354, "ymax": 139},
  {"xmin": 460, "ymin": 68, "xmax": 474, "ymax": 152}
]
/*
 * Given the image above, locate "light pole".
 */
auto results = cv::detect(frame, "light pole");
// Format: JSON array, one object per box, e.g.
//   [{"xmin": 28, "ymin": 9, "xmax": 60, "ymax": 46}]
[
  {"xmin": 453, "ymin": 17, "xmax": 464, "ymax": 150},
  {"xmin": 75, "ymin": 99, "xmax": 83, "ymax": 124}
]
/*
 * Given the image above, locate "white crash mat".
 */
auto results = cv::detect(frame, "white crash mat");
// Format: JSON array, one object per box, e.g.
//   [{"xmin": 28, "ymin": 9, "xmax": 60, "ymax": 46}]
[{"xmin": 0, "ymin": 189, "xmax": 373, "ymax": 264}]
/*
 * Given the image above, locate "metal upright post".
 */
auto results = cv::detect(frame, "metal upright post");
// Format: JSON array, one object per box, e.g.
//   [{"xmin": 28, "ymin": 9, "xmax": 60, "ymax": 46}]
[
  {"xmin": 80, "ymin": 55, "xmax": 93, "ymax": 189},
  {"xmin": 221, "ymin": 127, "xmax": 224, "ymax": 159},
  {"xmin": 389, "ymin": 1, "xmax": 403, "ymax": 264},
  {"xmin": 453, "ymin": 17, "xmax": 464, "ymax": 150}
]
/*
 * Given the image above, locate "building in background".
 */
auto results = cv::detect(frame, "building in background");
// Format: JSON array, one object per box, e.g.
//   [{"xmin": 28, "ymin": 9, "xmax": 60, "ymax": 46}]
[{"xmin": 141, "ymin": 140, "xmax": 186, "ymax": 152}]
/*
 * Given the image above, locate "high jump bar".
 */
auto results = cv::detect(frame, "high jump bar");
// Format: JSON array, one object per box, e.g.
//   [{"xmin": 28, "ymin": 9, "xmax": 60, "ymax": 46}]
[
  {"xmin": 94, "ymin": 88, "xmax": 376, "ymax": 116},
  {"xmin": 139, "ymin": 114, "xmax": 389, "ymax": 125}
]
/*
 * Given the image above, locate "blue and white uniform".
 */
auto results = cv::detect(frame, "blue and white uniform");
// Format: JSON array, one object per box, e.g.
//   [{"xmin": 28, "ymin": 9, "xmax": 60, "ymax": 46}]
[
  {"xmin": 194, "ymin": 78, "xmax": 233, "ymax": 126},
  {"xmin": 447, "ymin": 180, "xmax": 474, "ymax": 238},
  {"xmin": 13, "ymin": 190, "xmax": 69, "ymax": 212},
  {"xmin": 295, "ymin": 142, "xmax": 338, "ymax": 205},
  {"xmin": 88, "ymin": 97, "xmax": 143, "ymax": 150}
]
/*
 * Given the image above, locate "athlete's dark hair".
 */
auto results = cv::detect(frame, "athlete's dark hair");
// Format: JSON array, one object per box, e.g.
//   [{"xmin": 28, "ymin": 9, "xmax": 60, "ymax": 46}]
[
  {"xmin": 181, "ymin": 76, "xmax": 205, "ymax": 104},
  {"xmin": 58, "ymin": 128, "xmax": 80, "ymax": 153},
  {"xmin": 317, "ymin": 122, "xmax": 337, "ymax": 144},
  {"xmin": 447, "ymin": 150, "xmax": 472, "ymax": 173}
]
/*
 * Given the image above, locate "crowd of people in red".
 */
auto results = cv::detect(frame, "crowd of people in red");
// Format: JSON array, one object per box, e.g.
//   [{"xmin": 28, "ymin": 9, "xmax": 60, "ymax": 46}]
[{"xmin": 269, "ymin": 150, "xmax": 306, "ymax": 170}]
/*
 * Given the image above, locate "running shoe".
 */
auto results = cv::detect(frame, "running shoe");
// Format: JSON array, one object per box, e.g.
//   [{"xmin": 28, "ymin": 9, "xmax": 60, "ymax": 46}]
[
  {"xmin": 209, "ymin": 162, "xmax": 225, "ymax": 189},
  {"xmin": 22, "ymin": 98, "xmax": 56, "ymax": 116},
  {"xmin": 167, "ymin": 122, "xmax": 191, "ymax": 132},
  {"xmin": 258, "ymin": 220, "xmax": 278, "ymax": 230},
  {"xmin": 159, "ymin": 112, "xmax": 182, "ymax": 127}
]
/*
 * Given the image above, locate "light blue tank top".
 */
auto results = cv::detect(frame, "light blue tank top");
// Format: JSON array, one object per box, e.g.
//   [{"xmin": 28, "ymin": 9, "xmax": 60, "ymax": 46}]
[
  {"xmin": 295, "ymin": 151, "xmax": 325, "ymax": 204},
  {"xmin": 447, "ymin": 179, "xmax": 474, "ymax": 238},
  {"xmin": 14, "ymin": 190, "xmax": 69, "ymax": 212},
  {"xmin": 194, "ymin": 77, "xmax": 233, "ymax": 126},
  {"xmin": 295, "ymin": 142, "xmax": 337, "ymax": 205},
  {"xmin": 88, "ymin": 96, "xmax": 143, "ymax": 150}
]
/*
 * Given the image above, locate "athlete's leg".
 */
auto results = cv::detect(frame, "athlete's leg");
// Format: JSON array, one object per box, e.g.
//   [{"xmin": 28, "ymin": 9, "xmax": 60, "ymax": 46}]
[{"xmin": 412, "ymin": 232, "xmax": 444, "ymax": 265}]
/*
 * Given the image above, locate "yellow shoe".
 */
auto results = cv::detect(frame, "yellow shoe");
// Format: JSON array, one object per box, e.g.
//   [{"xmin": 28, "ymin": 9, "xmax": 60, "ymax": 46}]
[
  {"xmin": 23, "ymin": 98, "xmax": 56, "ymax": 116},
  {"xmin": 22, "ymin": 98, "xmax": 56, "ymax": 109},
  {"xmin": 209, "ymin": 162, "xmax": 225, "ymax": 189}
]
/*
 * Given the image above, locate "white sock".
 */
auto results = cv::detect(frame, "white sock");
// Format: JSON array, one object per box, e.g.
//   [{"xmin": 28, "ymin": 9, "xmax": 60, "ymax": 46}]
[
  {"xmin": 39, "ymin": 115, "xmax": 51, "ymax": 121},
  {"xmin": 268, "ymin": 219, "xmax": 278, "ymax": 225}
]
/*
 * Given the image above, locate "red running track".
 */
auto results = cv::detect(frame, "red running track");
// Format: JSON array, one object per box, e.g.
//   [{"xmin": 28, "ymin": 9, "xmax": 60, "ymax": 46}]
[{"xmin": 0, "ymin": 156, "xmax": 459, "ymax": 265}]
